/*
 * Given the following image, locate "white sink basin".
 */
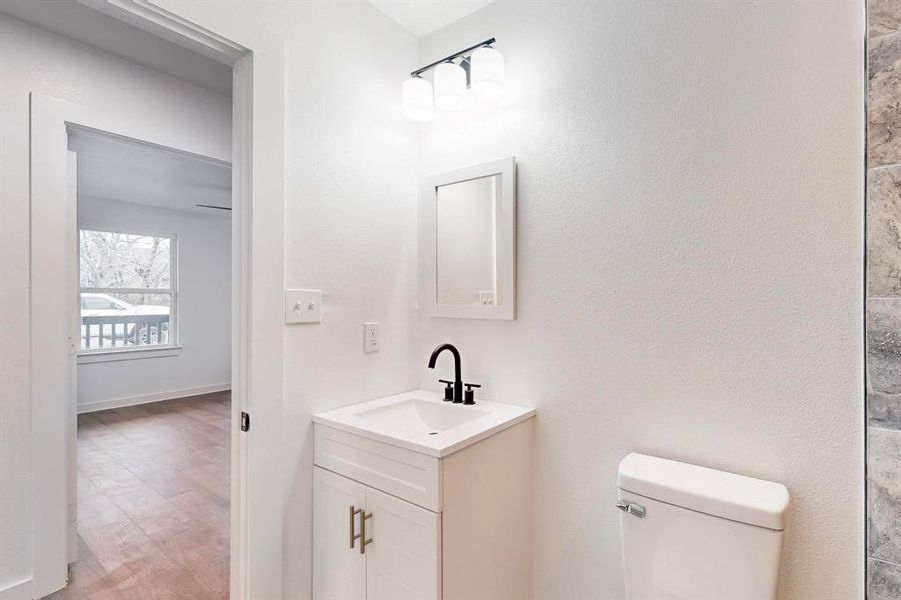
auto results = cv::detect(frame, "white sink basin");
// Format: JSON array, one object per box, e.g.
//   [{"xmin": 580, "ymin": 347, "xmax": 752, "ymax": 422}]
[
  {"xmin": 312, "ymin": 390, "xmax": 535, "ymax": 457},
  {"xmin": 354, "ymin": 398, "xmax": 489, "ymax": 434}
]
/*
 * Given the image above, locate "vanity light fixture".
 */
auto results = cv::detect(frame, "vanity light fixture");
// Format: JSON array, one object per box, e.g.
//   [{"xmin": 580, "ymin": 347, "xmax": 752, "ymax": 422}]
[
  {"xmin": 402, "ymin": 76, "xmax": 434, "ymax": 122},
  {"xmin": 434, "ymin": 62, "xmax": 468, "ymax": 110},
  {"xmin": 402, "ymin": 38, "xmax": 503, "ymax": 121},
  {"xmin": 470, "ymin": 46, "xmax": 504, "ymax": 99}
]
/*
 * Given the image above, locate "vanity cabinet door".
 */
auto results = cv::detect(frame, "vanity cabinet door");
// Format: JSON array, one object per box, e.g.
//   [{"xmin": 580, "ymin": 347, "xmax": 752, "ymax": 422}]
[
  {"xmin": 313, "ymin": 467, "xmax": 367, "ymax": 600},
  {"xmin": 365, "ymin": 486, "xmax": 441, "ymax": 600}
]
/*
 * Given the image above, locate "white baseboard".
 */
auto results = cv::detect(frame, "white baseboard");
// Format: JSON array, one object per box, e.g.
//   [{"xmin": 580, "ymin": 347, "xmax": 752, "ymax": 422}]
[
  {"xmin": 0, "ymin": 578, "xmax": 33, "ymax": 600},
  {"xmin": 77, "ymin": 382, "xmax": 231, "ymax": 414}
]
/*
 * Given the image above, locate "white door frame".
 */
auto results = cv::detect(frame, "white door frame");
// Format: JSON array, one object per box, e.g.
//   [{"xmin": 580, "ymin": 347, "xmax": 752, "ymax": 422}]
[{"xmin": 29, "ymin": 2, "xmax": 285, "ymax": 598}]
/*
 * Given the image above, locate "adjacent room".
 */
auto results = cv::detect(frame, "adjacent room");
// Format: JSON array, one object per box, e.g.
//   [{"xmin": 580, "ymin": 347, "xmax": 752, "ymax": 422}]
[
  {"xmin": 69, "ymin": 128, "xmax": 233, "ymax": 597},
  {"xmin": 0, "ymin": 2, "xmax": 234, "ymax": 597}
]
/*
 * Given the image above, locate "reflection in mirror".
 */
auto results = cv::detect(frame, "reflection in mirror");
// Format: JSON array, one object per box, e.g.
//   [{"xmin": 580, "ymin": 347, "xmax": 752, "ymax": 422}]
[
  {"xmin": 422, "ymin": 156, "xmax": 515, "ymax": 320},
  {"xmin": 436, "ymin": 175, "xmax": 499, "ymax": 306}
]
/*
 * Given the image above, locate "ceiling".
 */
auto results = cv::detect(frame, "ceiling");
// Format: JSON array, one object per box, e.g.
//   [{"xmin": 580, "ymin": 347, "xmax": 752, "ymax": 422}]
[
  {"xmin": 69, "ymin": 128, "xmax": 232, "ymax": 215},
  {"xmin": 369, "ymin": 1, "xmax": 493, "ymax": 37},
  {"xmin": 1, "ymin": 0, "xmax": 492, "ymax": 82},
  {"xmin": 0, "ymin": 0, "xmax": 232, "ymax": 95}
]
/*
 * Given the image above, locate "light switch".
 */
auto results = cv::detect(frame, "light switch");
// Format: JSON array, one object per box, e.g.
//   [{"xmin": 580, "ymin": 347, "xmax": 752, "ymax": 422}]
[{"xmin": 285, "ymin": 289, "xmax": 321, "ymax": 324}]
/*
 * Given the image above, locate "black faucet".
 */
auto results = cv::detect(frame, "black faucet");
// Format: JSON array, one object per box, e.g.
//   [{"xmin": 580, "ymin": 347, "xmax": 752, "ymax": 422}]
[{"xmin": 428, "ymin": 343, "xmax": 463, "ymax": 403}]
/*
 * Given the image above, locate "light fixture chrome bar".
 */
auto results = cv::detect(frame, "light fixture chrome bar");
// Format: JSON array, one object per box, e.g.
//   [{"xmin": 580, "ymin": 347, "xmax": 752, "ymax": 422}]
[{"xmin": 410, "ymin": 37, "xmax": 496, "ymax": 77}]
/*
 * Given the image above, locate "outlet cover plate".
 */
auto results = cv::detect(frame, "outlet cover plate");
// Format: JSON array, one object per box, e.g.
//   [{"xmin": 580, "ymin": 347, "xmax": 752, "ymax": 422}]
[{"xmin": 364, "ymin": 322, "xmax": 379, "ymax": 353}]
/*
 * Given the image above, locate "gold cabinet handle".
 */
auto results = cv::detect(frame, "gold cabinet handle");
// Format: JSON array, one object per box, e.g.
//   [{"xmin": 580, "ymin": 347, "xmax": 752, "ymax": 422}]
[
  {"xmin": 360, "ymin": 511, "xmax": 373, "ymax": 555},
  {"xmin": 349, "ymin": 505, "xmax": 363, "ymax": 549}
]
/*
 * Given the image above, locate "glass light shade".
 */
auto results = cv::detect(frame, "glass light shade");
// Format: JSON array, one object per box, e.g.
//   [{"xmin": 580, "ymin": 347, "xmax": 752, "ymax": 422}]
[
  {"xmin": 402, "ymin": 77, "xmax": 434, "ymax": 121},
  {"xmin": 470, "ymin": 46, "xmax": 504, "ymax": 99},
  {"xmin": 434, "ymin": 62, "xmax": 468, "ymax": 111}
]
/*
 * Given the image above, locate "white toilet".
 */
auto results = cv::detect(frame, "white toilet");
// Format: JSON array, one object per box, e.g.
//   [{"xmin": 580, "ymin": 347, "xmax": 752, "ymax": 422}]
[{"xmin": 617, "ymin": 453, "xmax": 790, "ymax": 600}]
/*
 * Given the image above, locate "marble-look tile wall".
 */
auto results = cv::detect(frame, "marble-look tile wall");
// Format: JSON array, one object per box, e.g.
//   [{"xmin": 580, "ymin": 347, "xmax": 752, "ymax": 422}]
[{"xmin": 868, "ymin": 2, "xmax": 901, "ymax": 598}]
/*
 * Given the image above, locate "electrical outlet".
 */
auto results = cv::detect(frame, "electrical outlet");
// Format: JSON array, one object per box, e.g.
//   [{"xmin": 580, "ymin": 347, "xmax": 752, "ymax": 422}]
[
  {"xmin": 479, "ymin": 291, "xmax": 496, "ymax": 306},
  {"xmin": 364, "ymin": 322, "xmax": 379, "ymax": 353}
]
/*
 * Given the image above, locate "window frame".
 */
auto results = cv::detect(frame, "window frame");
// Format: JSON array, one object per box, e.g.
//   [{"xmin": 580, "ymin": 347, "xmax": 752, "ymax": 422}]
[{"xmin": 76, "ymin": 224, "xmax": 179, "ymax": 358}]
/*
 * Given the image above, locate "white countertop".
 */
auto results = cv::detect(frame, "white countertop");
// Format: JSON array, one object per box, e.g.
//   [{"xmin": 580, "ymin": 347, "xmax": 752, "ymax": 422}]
[{"xmin": 312, "ymin": 389, "xmax": 536, "ymax": 457}]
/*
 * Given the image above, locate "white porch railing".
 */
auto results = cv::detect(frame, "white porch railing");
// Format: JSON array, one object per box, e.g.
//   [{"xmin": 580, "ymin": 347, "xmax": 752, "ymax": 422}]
[{"xmin": 81, "ymin": 314, "xmax": 170, "ymax": 349}]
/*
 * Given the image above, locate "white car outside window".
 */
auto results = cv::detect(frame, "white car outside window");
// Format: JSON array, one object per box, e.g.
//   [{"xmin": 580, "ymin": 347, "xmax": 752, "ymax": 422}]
[
  {"xmin": 80, "ymin": 293, "xmax": 170, "ymax": 317},
  {"xmin": 80, "ymin": 293, "xmax": 171, "ymax": 347}
]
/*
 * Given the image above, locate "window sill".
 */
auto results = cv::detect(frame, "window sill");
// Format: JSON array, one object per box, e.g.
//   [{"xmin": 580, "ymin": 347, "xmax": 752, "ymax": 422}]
[{"xmin": 77, "ymin": 345, "xmax": 183, "ymax": 364}]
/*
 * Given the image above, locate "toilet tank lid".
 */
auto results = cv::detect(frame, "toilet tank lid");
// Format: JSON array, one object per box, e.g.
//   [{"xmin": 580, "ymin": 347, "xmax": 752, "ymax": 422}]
[{"xmin": 617, "ymin": 453, "xmax": 790, "ymax": 531}]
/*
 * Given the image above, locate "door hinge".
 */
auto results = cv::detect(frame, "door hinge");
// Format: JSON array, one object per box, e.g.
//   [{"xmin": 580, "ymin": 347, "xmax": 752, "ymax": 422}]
[{"xmin": 240, "ymin": 411, "xmax": 250, "ymax": 432}]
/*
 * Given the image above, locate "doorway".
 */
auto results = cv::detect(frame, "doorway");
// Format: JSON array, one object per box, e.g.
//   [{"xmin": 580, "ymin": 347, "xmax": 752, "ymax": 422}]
[
  {"xmin": 55, "ymin": 128, "xmax": 234, "ymax": 598},
  {"xmin": 17, "ymin": 2, "xmax": 256, "ymax": 596}
]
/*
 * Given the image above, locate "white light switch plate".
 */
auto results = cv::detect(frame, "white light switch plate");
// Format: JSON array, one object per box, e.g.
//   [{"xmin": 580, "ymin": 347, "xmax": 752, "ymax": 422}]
[{"xmin": 285, "ymin": 289, "xmax": 321, "ymax": 324}]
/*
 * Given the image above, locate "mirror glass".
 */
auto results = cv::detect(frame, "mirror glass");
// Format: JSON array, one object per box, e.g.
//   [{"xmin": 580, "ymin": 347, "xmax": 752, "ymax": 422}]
[{"xmin": 436, "ymin": 175, "xmax": 499, "ymax": 307}]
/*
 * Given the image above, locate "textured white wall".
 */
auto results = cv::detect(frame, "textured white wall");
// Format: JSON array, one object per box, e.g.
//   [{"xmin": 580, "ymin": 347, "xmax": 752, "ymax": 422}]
[
  {"xmin": 153, "ymin": 5, "xmax": 419, "ymax": 596},
  {"xmin": 276, "ymin": 5, "xmax": 419, "ymax": 598},
  {"xmin": 77, "ymin": 197, "xmax": 231, "ymax": 410},
  {"xmin": 142, "ymin": 3, "xmax": 421, "ymax": 595},
  {"xmin": 417, "ymin": 2, "xmax": 865, "ymax": 599},
  {"xmin": 0, "ymin": 14, "xmax": 230, "ymax": 590},
  {"xmin": 2, "ymin": 2, "xmax": 867, "ymax": 598}
]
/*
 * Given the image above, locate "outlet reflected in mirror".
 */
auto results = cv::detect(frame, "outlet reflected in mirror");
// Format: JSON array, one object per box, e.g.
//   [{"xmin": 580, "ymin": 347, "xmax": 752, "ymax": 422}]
[{"xmin": 436, "ymin": 175, "xmax": 499, "ymax": 307}]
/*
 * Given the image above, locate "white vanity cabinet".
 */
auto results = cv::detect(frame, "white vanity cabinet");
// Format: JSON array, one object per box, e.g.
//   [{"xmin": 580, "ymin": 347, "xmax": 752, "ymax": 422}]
[
  {"xmin": 312, "ymin": 391, "xmax": 534, "ymax": 600},
  {"xmin": 313, "ymin": 468, "xmax": 367, "ymax": 600},
  {"xmin": 313, "ymin": 467, "xmax": 440, "ymax": 600}
]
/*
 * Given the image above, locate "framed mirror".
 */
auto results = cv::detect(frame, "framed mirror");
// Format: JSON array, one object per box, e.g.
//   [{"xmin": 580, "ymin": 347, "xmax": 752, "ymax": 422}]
[{"xmin": 421, "ymin": 157, "xmax": 516, "ymax": 319}]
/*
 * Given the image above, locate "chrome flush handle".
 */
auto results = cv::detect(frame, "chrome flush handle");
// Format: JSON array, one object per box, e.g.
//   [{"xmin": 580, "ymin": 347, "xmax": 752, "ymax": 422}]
[{"xmin": 616, "ymin": 500, "xmax": 646, "ymax": 518}]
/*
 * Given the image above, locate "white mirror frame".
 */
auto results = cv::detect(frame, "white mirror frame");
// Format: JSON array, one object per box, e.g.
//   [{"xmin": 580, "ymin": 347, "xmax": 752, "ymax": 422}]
[{"xmin": 421, "ymin": 156, "xmax": 516, "ymax": 320}]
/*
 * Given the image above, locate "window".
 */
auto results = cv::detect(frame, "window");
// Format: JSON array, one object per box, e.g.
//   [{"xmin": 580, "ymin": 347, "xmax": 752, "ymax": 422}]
[{"xmin": 79, "ymin": 228, "xmax": 176, "ymax": 351}]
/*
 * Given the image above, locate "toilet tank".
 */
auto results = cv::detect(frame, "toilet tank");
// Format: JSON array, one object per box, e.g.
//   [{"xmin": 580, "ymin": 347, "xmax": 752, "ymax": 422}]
[{"xmin": 617, "ymin": 453, "xmax": 790, "ymax": 600}]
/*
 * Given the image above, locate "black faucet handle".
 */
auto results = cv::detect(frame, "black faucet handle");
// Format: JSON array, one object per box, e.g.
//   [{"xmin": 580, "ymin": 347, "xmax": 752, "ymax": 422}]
[
  {"xmin": 463, "ymin": 383, "xmax": 481, "ymax": 405},
  {"xmin": 438, "ymin": 379, "xmax": 454, "ymax": 402}
]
